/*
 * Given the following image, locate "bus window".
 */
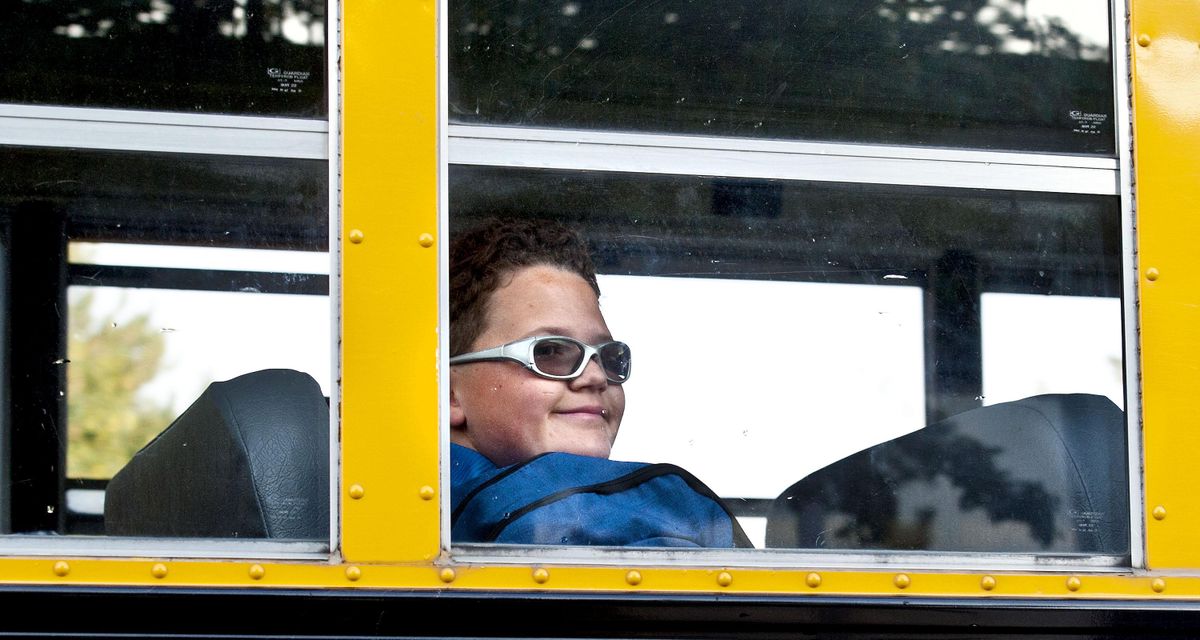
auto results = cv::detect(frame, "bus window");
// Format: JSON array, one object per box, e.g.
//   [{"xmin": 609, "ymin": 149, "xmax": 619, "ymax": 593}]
[
  {"xmin": 0, "ymin": 0, "xmax": 327, "ymax": 117},
  {"xmin": 0, "ymin": 147, "xmax": 331, "ymax": 542},
  {"xmin": 446, "ymin": 159, "xmax": 1128, "ymax": 557},
  {"xmin": 450, "ymin": 0, "xmax": 1113, "ymax": 154},
  {"xmin": 443, "ymin": 0, "xmax": 1132, "ymax": 565}
]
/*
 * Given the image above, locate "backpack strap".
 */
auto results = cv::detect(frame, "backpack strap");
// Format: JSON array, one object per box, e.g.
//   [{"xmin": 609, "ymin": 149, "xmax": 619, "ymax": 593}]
[{"xmin": 452, "ymin": 451, "xmax": 646, "ymax": 531}]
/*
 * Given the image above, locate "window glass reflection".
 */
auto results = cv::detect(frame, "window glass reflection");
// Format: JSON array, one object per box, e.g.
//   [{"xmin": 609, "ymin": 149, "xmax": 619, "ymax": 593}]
[
  {"xmin": 0, "ymin": 0, "xmax": 326, "ymax": 116},
  {"xmin": 450, "ymin": 0, "xmax": 1114, "ymax": 154},
  {"xmin": 766, "ymin": 393, "xmax": 1128, "ymax": 554}
]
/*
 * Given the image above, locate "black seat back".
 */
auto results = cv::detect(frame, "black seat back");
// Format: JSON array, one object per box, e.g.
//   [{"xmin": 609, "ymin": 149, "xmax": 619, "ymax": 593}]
[
  {"xmin": 765, "ymin": 394, "xmax": 1128, "ymax": 553},
  {"xmin": 105, "ymin": 369, "xmax": 329, "ymax": 538}
]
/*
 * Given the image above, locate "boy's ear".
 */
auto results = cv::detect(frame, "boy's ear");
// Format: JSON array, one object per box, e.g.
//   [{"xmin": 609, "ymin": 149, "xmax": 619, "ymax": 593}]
[{"xmin": 449, "ymin": 371, "xmax": 466, "ymax": 428}]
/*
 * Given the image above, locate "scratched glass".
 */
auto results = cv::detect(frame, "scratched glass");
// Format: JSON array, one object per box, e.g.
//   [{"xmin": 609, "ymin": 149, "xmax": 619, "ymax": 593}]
[
  {"xmin": 449, "ymin": 0, "xmax": 1114, "ymax": 154},
  {"xmin": 0, "ymin": 0, "xmax": 327, "ymax": 116},
  {"xmin": 450, "ymin": 164, "xmax": 1128, "ymax": 554}
]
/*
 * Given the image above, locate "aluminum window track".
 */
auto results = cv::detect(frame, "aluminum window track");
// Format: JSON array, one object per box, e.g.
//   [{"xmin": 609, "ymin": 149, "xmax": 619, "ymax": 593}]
[
  {"xmin": 0, "ymin": 536, "xmax": 328, "ymax": 560},
  {"xmin": 0, "ymin": 104, "xmax": 328, "ymax": 160},
  {"xmin": 453, "ymin": 544, "xmax": 1129, "ymax": 572},
  {"xmin": 448, "ymin": 124, "xmax": 1120, "ymax": 196}
]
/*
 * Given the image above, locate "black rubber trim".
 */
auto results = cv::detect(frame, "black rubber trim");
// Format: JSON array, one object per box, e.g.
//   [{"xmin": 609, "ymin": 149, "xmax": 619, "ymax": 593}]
[
  {"xmin": 483, "ymin": 462, "xmax": 754, "ymax": 548},
  {"xmin": 69, "ymin": 263, "xmax": 329, "ymax": 296}
]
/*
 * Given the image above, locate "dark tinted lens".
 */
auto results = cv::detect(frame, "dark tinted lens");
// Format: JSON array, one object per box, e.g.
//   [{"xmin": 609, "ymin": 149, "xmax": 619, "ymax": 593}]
[
  {"xmin": 599, "ymin": 342, "xmax": 631, "ymax": 382},
  {"xmin": 532, "ymin": 338, "xmax": 585, "ymax": 376}
]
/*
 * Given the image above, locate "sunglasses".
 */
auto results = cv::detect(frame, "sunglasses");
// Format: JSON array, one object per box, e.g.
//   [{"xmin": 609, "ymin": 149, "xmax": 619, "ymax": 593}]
[{"xmin": 449, "ymin": 336, "xmax": 632, "ymax": 384}]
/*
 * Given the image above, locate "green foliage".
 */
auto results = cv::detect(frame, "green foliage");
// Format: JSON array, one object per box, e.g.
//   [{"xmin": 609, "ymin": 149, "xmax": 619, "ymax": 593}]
[{"xmin": 67, "ymin": 292, "xmax": 176, "ymax": 479}]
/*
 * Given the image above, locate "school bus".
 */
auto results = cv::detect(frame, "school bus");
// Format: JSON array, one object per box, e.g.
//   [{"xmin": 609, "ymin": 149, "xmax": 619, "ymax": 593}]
[{"xmin": 1, "ymin": 0, "xmax": 1200, "ymax": 636}]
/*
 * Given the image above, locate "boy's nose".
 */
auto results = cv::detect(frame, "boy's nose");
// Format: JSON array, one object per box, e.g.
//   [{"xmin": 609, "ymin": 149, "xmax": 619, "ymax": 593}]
[{"xmin": 569, "ymin": 355, "xmax": 608, "ymax": 389}]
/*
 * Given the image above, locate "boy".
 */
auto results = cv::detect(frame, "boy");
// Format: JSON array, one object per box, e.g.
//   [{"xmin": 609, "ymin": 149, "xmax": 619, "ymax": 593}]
[{"xmin": 448, "ymin": 219, "xmax": 749, "ymax": 548}]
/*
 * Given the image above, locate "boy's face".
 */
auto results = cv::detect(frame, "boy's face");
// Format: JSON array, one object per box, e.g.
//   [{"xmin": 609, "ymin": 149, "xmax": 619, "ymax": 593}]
[{"xmin": 449, "ymin": 264, "xmax": 625, "ymax": 467}]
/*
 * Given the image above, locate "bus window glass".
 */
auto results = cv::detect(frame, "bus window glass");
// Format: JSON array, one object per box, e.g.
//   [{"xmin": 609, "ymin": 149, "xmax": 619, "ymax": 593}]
[
  {"xmin": 0, "ymin": 0, "xmax": 326, "ymax": 117},
  {"xmin": 449, "ymin": 165, "xmax": 1127, "ymax": 555},
  {"xmin": 0, "ymin": 147, "xmax": 330, "ymax": 540},
  {"xmin": 449, "ymin": 0, "xmax": 1114, "ymax": 154},
  {"xmin": 981, "ymin": 292, "xmax": 1123, "ymax": 408}
]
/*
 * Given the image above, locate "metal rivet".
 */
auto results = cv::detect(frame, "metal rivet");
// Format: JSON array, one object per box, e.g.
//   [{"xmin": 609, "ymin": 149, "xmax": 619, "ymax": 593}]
[
  {"xmin": 419, "ymin": 485, "xmax": 435, "ymax": 501},
  {"xmin": 418, "ymin": 233, "xmax": 434, "ymax": 248},
  {"xmin": 348, "ymin": 229, "xmax": 364, "ymax": 244},
  {"xmin": 625, "ymin": 570, "xmax": 642, "ymax": 586},
  {"xmin": 151, "ymin": 563, "xmax": 168, "ymax": 579},
  {"xmin": 1137, "ymin": 33, "xmax": 1151, "ymax": 47},
  {"xmin": 1066, "ymin": 576, "xmax": 1082, "ymax": 592},
  {"xmin": 1146, "ymin": 267, "xmax": 1160, "ymax": 281},
  {"xmin": 249, "ymin": 564, "xmax": 266, "ymax": 580},
  {"xmin": 716, "ymin": 571, "xmax": 733, "ymax": 587},
  {"xmin": 805, "ymin": 572, "xmax": 822, "ymax": 588},
  {"xmin": 532, "ymin": 568, "xmax": 550, "ymax": 584},
  {"xmin": 52, "ymin": 561, "xmax": 70, "ymax": 577},
  {"xmin": 349, "ymin": 484, "xmax": 365, "ymax": 500},
  {"xmin": 345, "ymin": 566, "xmax": 362, "ymax": 582},
  {"xmin": 439, "ymin": 568, "xmax": 457, "ymax": 583},
  {"xmin": 1153, "ymin": 505, "xmax": 1167, "ymax": 520},
  {"xmin": 981, "ymin": 576, "xmax": 997, "ymax": 591},
  {"xmin": 1152, "ymin": 578, "xmax": 1166, "ymax": 593},
  {"xmin": 894, "ymin": 573, "xmax": 911, "ymax": 589}
]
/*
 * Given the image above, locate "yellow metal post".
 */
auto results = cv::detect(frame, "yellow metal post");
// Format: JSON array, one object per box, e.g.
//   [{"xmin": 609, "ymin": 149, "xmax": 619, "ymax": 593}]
[
  {"xmin": 341, "ymin": 0, "xmax": 442, "ymax": 562},
  {"xmin": 1130, "ymin": 0, "xmax": 1200, "ymax": 569}
]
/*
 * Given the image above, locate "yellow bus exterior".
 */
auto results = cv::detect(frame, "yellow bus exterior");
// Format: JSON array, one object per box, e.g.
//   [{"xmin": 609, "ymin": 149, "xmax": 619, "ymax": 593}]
[{"xmin": 2, "ymin": 0, "xmax": 1200, "ymax": 631}]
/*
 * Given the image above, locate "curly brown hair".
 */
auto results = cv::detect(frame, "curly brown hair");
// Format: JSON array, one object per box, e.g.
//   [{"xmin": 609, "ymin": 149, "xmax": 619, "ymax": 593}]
[{"xmin": 450, "ymin": 218, "xmax": 601, "ymax": 356}]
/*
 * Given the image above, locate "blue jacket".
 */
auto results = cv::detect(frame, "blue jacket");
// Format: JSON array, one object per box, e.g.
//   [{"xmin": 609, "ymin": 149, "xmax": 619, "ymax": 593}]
[{"xmin": 450, "ymin": 444, "xmax": 752, "ymax": 548}]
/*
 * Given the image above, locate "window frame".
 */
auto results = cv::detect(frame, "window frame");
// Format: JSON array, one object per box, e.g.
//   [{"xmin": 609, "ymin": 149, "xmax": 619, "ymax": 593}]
[
  {"xmin": 437, "ymin": 0, "xmax": 1143, "ymax": 571},
  {"xmin": 0, "ymin": 0, "xmax": 342, "ymax": 558}
]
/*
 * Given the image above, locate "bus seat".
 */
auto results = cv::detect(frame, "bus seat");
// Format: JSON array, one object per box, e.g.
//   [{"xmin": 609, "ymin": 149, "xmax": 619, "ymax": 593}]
[
  {"xmin": 765, "ymin": 394, "xmax": 1128, "ymax": 554},
  {"xmin": 104, "ymin": 369, "xmax": 329, "ymax": 539}
]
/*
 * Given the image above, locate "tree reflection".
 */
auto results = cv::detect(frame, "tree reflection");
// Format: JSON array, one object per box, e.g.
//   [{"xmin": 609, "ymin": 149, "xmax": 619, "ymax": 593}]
[
  {"xmin": 7, "ymin": 0, "xmax": 322, "ymax": 44},
  {"xmin": 1, "ymin": 0, "xmax": 326, "ymax": 115},
  {"xmin": 770, "ymin": 431, "xmax": 1062, "ymax": 550},
  {"xmin": 450, "ymin": 0, "xmax": 1113, "ymax": 153},
  {"xmin": 766, "ymin": 394, "xmax": 1128, "ymax": 553}
]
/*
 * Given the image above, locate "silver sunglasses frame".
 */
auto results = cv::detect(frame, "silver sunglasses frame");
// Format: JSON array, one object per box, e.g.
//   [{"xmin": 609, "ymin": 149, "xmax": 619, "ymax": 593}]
[{"xmin": 448, "ymin": 336, "xmax": 631, "ymax": 383}]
